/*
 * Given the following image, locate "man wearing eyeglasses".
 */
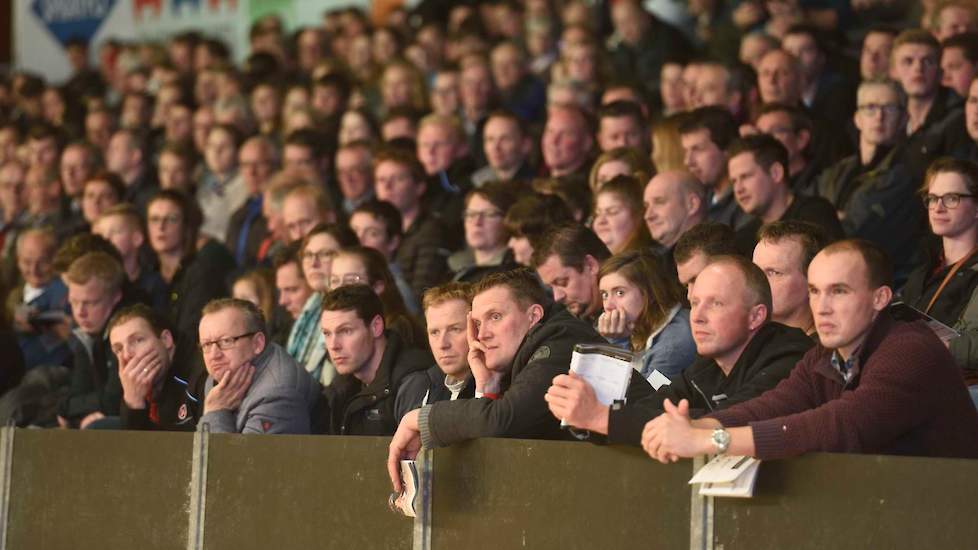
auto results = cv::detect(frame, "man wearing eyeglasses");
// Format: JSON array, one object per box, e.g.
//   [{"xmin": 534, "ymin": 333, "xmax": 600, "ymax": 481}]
[
  {"xmin": 817, "ymin": 78, "xmax": 925, "ymax": 286},
  {"xmin": 197, "ymin": 298, "xmax": 320, "ymax": 434}
]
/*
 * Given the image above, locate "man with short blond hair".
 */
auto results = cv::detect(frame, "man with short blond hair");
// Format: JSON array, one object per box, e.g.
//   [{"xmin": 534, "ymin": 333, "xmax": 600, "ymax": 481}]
[
  {"xmin": 419, "ymin": 283, "xmax": 475, "ymax": 406},
  {"xmin": 60, "ymin": 251, "xmax": 126, "ymax": 429}
]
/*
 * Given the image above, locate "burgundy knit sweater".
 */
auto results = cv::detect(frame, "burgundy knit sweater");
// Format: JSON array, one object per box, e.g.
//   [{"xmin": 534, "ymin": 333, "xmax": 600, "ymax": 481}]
[{"xmin": 709, "ymin": 313, "xmax": 978, "ymax": 460}]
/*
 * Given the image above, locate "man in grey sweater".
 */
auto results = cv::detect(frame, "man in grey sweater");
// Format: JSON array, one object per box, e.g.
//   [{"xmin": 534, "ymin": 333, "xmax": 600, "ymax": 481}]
[{"xmin": 197, "ymin": 298, "xmax": 319, "ymax": 434}]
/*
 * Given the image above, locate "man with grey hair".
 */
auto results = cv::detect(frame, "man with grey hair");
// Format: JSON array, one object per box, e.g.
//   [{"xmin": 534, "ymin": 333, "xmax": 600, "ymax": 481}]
[
  {"xmin": 817, "ymin": 78, "xmax": 922, "ymax": 285},
  {"xmin": 196, "ymin": 298, "xmax": 320, "ymax": 434}
]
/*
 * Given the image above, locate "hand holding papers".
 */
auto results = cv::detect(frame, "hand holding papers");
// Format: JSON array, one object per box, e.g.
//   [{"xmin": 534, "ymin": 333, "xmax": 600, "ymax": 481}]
[
  {"xmin": 389, "ymin": 460, "xmax": 419, "ymax": 517},
  {"xmin": 689, "ymin": 454, "xmax": 761, "ymax": 498},
  {"xmin": 562, "ymin": 344, "xmax": 634, "ymax": 427}
]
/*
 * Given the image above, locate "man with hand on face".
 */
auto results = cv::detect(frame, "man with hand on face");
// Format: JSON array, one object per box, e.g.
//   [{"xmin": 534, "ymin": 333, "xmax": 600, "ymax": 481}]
[
  {"xmin": 642, "ymin": 240, "xmax": 978, "ymax": 463},
  {"xmin": 418, "ymin": 282, "xmax": 476, "ymax": 406},
  {"xmin": 546, "ymin": 256, "xmax": 812, "ymax": 446},
  {"xmin": 387, "ymin": 269, "xmax": 653, "ymax": 490},
  {"xmin": 317, "ymin": 285, "xmax": 431, "ymax": 435},
  {"xmin": 109, "ymin": 304, "xmax": 202, "ymax": 431},
  {"xmin": 197, "ymin": 298, "xmax": 319, "ymax": 434}
]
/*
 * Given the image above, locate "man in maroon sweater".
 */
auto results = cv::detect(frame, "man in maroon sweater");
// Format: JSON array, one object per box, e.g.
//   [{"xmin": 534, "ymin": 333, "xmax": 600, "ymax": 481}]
[{"xmin": 642, "ymin": 239, "xmax": 978, "ymax": 461}]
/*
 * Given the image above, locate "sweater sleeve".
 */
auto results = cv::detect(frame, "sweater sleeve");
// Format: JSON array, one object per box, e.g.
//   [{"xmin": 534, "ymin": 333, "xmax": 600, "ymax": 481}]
[
  {"xmin": 709, "ymin": 352, "xmax": 822, "ymax": 429},
  {"xmin": 421, "ymin": 354, "xmax": 567, "ymax": 447},
  {"xmin": 723, "ymin": 332, "xmax": 943, "ymax": 460}
]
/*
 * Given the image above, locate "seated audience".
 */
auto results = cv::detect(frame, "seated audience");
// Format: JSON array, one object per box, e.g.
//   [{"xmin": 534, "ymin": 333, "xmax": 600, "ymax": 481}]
[
  {"xmin": 589, "ymin": 147, "xmax": 655, "ymax": 194},
  {"xmin": 318, "ymin": 284, "xmax": 431, "ymax": 435},
  {"xmin": 329, "ymin": 246, "xmax": 427, "ymax": 347},
  {"xmin": 532, "ymin": 224, "xmax": 612, "ymax": 325},
  {"xmin": 108, "ymin": 304, "xmax": 202, "ymax": 431},
  {"xmin": 287, "ymin": 223, "xmax": 357, "ymax": 385},
  {"xmin": 387, "ymin": 269, "xmax": 652, "ymax": 489},
  {"xmin": 348, "ymin": 200, "xmax": 420, "ymax": 313},
  {"xmin": 92, "ymin": 205, "xmax": 168, "ymax": 310},
  {"xmin": 146, "ymin": 190, "xmax": 236, "ymax": 348},
  {"xmin": 727, "ymin": 134, "xmax": 843, "ymax": 255},
  {"xmin": 597, "ymin": 250, "xmax": 696, "ymax": 379},
  {"xmin": 418, "ymin": 283, "xmax": 475, "ymax": 406},
  {"xmin": 593, "ymin": 175, "xmax": 657, "ymax": 254},
  {"xmin": 642, "ymin": 240, "xmax": 978, "ymax": 462},
  {"xmin": 901, "ymin": 158, "xmax": 978, "ymax": 394},
  {"xmin": 642, "ymin": 170, "xmax": 707, "ymax": 251},
  {"xmin": 447, "ymin": 182, "xmax": 519, "ymax": 283},
  {"xmin": 503, "ymin": 192, "xmax": 575, "ymax": 265},
  {"xmin": 7, "ymin": 228, "xmax": 70, "ymax": 369},
  {"xmin": 753, "ymin": 221, "xmax": 828, "ymax": 337},
  {"xmin": 672, "ymin": 222, "xmax": 738, "ymax": 290},
  {"xmin": 548, "ymin": 255, "xmax": 812, "ymax": 445},
  {"xmin": 197, "ymin": 298, "xmax": 319, "ymax": 434},
  {"xmin": 59, "ymin": 251, "xmax": 126, "ymax": 429}
]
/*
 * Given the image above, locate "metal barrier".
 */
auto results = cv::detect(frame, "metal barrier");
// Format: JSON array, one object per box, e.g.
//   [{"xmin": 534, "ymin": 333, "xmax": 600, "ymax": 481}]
[{"xmin": 2, "ymin": 428, "xmax": 978, "ymax": 549}]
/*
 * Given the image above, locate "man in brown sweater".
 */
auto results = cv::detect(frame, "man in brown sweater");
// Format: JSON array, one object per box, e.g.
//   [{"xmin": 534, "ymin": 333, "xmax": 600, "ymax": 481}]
[{"xmin": 643, "ymin": 239, "xmax": 978, "ymax": 461}]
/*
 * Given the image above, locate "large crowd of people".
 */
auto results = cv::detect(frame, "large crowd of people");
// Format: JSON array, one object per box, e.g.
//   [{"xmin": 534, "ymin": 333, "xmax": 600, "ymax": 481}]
[{"xmin": 2, "ymin": 0, "xmax": 978, "ymax": 488}]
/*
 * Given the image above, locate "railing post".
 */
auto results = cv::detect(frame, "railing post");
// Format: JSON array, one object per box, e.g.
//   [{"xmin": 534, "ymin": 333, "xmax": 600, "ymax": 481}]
[
  {"xmin": 689, "ymin": 455, "xmax": 714, "ymax": 550},
  {"xmin": 187, "ymin": 423, "xmax": 210, "ymax": 550},
  {"xmin": 0, "ymin": 425, "xmax": 14, "ymax": 550},
  {"xmin": 412, "ymin": 448, "xmax": 433, "ymax": 550}
]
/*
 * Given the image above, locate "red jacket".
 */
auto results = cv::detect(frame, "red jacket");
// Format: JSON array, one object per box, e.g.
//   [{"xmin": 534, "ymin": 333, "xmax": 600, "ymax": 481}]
[{"xmin": 710, "ymin": 313, "xmax": 978, "ymax": 460}]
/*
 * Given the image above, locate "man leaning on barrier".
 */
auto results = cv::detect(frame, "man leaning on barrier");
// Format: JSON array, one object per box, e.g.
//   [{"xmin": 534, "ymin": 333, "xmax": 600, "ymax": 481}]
[
  {"xmin": 197, "ymin": 298, "xmax": 320, "ymax": 434},
  {"xmin": 387, "ymin": 268, "xmax": 653, "ymax": 490},
  {"xmin": 546, "ymin": 255, "xmax": 813, "ymax": 446},
  {"xmin": 643, "ymin": 240, "xmax": 978, "ymax": 462}
]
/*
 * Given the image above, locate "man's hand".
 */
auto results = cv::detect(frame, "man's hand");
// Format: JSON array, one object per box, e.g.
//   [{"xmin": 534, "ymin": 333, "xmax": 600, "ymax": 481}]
[
  {"xmin": 79, "ymin": 411, "xmax": 105, "ymax": 429},
  {"xmin": 119, "ymin": 347, "xmax": 165, "ymax": 409},
  {"xmin": 597, "ymin": 309, "xmax": 630, "ymax": 341},
  {"xmin": 641, "ymin": 399, "xmax": 710, "ymax": 463},
  {"xmin": 387, "ymin": 409, "xmax": 422, "ymax": 492},
  {"xmin": 467, "ymin": 313, "xmax": 504, "ymax": 394},
  {"xmin": 545, "ymin": 373, "xmax": 609, "ymax": 434},
  {"xmin": 203, "ymin": 364, "xmax": 255, "ymax": 414}
]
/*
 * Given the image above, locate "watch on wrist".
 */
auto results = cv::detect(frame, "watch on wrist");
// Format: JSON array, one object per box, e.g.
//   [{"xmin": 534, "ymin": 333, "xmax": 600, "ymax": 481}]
[{"xmin": 711, "ymin": 428, "xmax": 731, "ymax": 454}]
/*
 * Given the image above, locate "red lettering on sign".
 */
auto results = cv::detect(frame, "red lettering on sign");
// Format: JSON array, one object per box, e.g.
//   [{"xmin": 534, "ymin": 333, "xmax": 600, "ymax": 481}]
[{"xmin": 133, "ymin": 0, "xmax": 163, "ymax": 20}]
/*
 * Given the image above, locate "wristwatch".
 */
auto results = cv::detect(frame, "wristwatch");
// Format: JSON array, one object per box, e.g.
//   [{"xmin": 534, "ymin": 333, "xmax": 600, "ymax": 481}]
[{"xmin": 711, "ymin": 428, "xmax": 731, "ymax": 454}]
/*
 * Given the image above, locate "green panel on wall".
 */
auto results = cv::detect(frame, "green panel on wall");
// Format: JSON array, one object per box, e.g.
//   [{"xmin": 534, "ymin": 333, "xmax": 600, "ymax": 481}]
[
  {"xmin": 7, "ymin": 429, "xmax": 193, "ymax": 550},
  {"xmin": 430, "ymin": 438, "xmax": 692, "ymax": 550},
  {"xmin": 202, "ymin": 434, "xmax": 411, "ymax": 550}
]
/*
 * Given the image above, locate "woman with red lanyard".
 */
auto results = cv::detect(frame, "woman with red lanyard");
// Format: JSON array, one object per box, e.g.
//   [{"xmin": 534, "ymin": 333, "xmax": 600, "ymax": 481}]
[{"xmin": 901, "ymin": 158, "xmax": 978, "ymax": 407}]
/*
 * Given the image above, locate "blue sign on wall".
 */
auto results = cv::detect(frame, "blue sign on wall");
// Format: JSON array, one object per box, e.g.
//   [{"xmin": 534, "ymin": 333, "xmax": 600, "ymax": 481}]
[{"xmin": 31, "ymin": 0, "xmax": 117, "ymax": 47}]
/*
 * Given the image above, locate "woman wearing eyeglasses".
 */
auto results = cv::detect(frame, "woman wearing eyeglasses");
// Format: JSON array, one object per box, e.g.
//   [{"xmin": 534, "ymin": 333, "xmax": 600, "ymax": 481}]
[
  {"xmin": 286, "ymin": 223, "xmax": 358, "ymax": 386},
  {"xmin": 448, "ymin": 182, "xmax": 519, "ymax": 283},
  {"xmin": 329, "ymin": 246, "xmax": 426, "ymax": 347},
  {"xmin": 145, "ymin": 189, "xmax": 235, "ymax": 350},
  {"xmin": 902, "ymin": 158, "xmax": 978, "ymax": 401}
]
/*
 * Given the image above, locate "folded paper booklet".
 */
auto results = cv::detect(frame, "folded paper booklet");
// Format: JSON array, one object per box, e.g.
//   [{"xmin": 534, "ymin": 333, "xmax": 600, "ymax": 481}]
[
  {"xmin": 568, "ymin": 343, "xmax": 635, "ymax": 407},
  {"xmin": 889, "ymin": 301, "xmax": 960, "ymax": 341},
  {"xmin": 394, "ymin": 460, "xmax": 419, "ymax": 518},
  {"xmin": 689, "ymin": 455, "xmax": 761, "ymax": 498}
]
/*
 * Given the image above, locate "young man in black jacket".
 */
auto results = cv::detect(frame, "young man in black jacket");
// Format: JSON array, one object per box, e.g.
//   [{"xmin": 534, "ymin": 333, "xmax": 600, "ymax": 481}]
[
  {"xmin": 318, "ymin": 284, "xmax": 431, "ymax": 435},
  {"xmin": 546, "ymin": 255, "xmax": 813, "ymax": 446},
  {"xmin": 387, "ymin": 269, "xmax": 653, "ymax": 490},
  {"xmin": 108, "ymin": 304, "xmax": 202, "ymax": 431}
]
